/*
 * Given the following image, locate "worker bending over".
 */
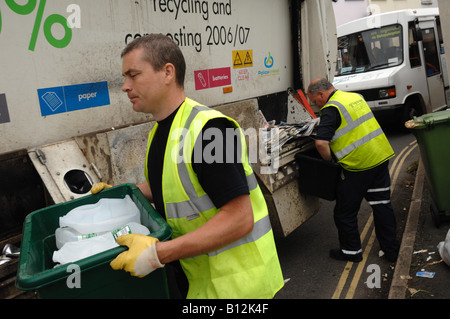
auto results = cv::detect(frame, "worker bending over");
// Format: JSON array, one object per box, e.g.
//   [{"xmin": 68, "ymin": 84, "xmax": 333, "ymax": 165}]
[{"xmin": 307, "ymin": 78, "xmax": 400, "ymax": 263}]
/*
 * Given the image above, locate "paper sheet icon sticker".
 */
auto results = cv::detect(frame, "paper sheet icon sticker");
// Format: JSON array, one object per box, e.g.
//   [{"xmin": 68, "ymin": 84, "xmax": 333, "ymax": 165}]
[{"xmin": 42, "ymin": 92, "xmax": 63, "ymax": 112}]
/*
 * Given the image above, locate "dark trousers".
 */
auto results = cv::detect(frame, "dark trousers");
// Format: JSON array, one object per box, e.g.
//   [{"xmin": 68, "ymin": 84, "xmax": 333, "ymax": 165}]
[
  {"xmin": 166, "ymin": 260, "xmax": 189, "ymax": 299},
  {"xmin": 334, "ymin": 161, "xmax": 400, "ymax": 257}
]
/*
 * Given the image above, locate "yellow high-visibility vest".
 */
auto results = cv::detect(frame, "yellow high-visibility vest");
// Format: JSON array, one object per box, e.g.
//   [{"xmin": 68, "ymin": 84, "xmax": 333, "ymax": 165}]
[
  {"xmin": 321, "ymin": 91, "xmax": 395, "ymax": 171},
  {"xmin": 145, "ymin": 98, "xmax": 284, "ymax": 299}
]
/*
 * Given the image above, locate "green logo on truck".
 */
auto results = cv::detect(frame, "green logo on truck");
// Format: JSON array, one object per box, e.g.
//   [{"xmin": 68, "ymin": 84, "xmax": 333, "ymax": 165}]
[{"xmin": 0, "ymin": 0, "xmax": 77, "ymax": 51}]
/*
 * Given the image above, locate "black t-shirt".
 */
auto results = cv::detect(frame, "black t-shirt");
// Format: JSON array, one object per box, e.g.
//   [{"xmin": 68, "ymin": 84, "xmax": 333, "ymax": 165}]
[
  {"xmin": 315, "ymin": 91, "xmax": 342, "ymax": 142},
  {"xmin": 315, "ymin": 107, "xmax": 341, "ymax": 141},
  {"xmin": 147, "ymin": 107, "xmax": 249, "ymax": 219}
]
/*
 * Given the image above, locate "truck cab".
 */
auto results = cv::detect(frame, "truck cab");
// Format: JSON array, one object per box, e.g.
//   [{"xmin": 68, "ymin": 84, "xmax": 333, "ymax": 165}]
[{"xmin": 333, "ymin": 8, "xmax": 449, "ymax": 127}]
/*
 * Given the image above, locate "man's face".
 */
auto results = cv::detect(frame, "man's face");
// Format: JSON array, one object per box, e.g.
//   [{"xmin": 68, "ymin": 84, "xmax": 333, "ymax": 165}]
[
  {"xmin": 121, "ymin": 48, "xmax": 167, "ymax": 114},
  {"xmin": 307, "ymin": 91, "xmax": 327, "ymax": 109}
]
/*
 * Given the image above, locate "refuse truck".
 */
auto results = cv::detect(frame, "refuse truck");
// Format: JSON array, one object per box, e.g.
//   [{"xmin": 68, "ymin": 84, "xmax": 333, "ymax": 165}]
[
  {"xmin": 0, "ymin": 0, "xmax": 337, "ymax": 298},
  {"xmin": 333, "ymin": 8, "xmax": 449, "ymax": 127}
]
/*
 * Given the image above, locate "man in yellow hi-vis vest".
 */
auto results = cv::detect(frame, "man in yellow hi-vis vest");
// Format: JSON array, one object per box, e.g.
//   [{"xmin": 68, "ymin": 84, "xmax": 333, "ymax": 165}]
[
  {"xmin": 105, "ymin": 34, "xmax": 284, "ymax": 299},
  {"xmin": 307, "ymin": 78, "xmax": 400, "ymax": 263}
]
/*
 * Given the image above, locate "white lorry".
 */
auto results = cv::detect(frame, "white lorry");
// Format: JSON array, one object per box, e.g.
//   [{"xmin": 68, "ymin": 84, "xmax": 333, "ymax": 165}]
[{"xmin": 333, "ymin": 8, "xmax": 449, "ymax": 126}]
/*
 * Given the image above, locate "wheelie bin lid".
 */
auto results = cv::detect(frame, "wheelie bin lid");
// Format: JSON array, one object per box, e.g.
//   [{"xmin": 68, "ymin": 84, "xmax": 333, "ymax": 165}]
[{"xmin": 405, "ymin": 109, "xmax": 450, "ymax": 130}]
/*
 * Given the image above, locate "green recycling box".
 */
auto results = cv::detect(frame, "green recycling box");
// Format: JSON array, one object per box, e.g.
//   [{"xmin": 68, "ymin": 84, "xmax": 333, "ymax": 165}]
[
  {"xmin": 15, "ymin": 184, "xmax": 173, "ymax": 299},
  {"xmin": 408, "ymin": 109, "xmax": 450, "ymax": 226}
]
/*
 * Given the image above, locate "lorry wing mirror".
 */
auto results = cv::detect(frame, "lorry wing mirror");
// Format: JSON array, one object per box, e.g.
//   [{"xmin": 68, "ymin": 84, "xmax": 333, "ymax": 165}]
[
  {"xmin": 413, "ymin": 25, "xmax": 423, "ymax": 42},
  {"xmin": 412, "ymin": 19, "xmax": 423, "ymax": 42}
]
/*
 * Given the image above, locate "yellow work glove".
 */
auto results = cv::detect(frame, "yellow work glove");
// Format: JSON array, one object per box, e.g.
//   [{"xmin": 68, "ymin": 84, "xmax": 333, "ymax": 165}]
[
  {"xmin": 90, "ymin": 182, "xmax": 112, "ymax": 194},
  {"xmin": 110, "ymin": 234, "xmax": 164, "ymax": 278}
]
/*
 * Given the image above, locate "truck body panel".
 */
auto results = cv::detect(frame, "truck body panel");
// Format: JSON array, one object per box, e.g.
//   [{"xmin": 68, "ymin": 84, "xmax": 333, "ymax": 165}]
[
  {"xmin": 0, "ymin": 0, "xmax": 295, "ymax": 154},
  {"xmin": 0, "ymin": 0, "xmax": 337, "ymax": 244}
]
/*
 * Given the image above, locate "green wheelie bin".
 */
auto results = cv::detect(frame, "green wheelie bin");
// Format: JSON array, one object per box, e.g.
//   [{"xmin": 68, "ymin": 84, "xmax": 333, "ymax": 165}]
[{"xmin": 407, "ymin": 109, "xmax": 450, "ymax": 227}]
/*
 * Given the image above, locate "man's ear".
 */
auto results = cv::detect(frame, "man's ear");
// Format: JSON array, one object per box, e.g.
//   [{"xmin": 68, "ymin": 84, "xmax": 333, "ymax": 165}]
[{"xmin": 163, "ymin": 63, "xmax": 176, "ymax": 84}]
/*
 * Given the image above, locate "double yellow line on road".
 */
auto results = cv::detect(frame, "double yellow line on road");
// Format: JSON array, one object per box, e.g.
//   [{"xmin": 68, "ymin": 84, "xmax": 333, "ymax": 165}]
[{"xmin": 331, "ymin": 140, "xmax": 418, "ymax": 299}]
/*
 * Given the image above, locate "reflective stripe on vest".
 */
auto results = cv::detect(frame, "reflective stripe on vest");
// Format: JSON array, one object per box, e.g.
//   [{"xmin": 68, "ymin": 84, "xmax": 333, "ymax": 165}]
[
  {"xmin": 328, "ymin": 100, "xmax": 383, "ymax": 160},
  {"xmin": 208, "ymin": 214, "xmax": 271, "ymax": 257},
  {"xmin": 334, "ymin": 127, "xmax": 384, "ymax": 160},
  {"xmin": 145, "ymin": 99, "xmax": 284, "ymax": 298},
  {"xmin": 164, "ymin": 103, "xmax": 272, "ymax": 254},
  {"xmin": 165, "ymin": 173, "xmax": 258, "ymax": 220},
  {"xmin": 165, "ymin": 104, "xmax": 258, "ymax": 220},
  {"xmin": 187, "ymin": 214, "xmax": 272, "ymax": 258},
  {"xmin": 322, "ymin": 92, "xmax": 395, "ymax": 172}
]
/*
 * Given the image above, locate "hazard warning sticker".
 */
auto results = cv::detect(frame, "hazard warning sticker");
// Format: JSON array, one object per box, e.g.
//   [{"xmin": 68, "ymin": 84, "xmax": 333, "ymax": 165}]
[{"xmin": 232, "ymin": 50, "xmax": 253, "ymax": 69}]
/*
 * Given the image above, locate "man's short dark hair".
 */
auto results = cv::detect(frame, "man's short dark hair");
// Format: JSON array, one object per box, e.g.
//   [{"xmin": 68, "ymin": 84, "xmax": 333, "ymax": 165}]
[
  {"xmin": 307, "ymin": 78, "xmax": 334, "ymax": 95},
  {"xmin": 122, "ymin": 34, "xmax": 186, "ymax": 88}
]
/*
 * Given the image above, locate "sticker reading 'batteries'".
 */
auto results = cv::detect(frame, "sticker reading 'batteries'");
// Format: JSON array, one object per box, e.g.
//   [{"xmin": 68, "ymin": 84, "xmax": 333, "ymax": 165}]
[{"xmin": 194, "ymin": 68, "xmax": 231, "ymax": 91}]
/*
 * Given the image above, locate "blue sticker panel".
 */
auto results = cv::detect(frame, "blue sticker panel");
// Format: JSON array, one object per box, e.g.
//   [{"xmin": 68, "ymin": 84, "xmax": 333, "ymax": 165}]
[
  {"xmin": 38, "ymin": 87, "xmax": 66, "ymax": 116},
  {"xmin": 38, "ymin": 81, "xmax": 110, "ymax": 116}
]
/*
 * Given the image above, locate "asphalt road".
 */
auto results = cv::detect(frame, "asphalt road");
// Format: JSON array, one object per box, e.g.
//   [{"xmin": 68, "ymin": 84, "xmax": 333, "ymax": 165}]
[{"xmin": 274, "ymin": 127, "xmax": 420, "ymax": 299}]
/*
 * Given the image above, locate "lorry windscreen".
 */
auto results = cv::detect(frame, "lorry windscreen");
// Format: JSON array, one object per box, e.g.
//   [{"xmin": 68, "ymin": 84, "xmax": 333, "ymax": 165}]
[{"xmin": 336, "ymin": 24, "xmax": 403, "ymax": 76}]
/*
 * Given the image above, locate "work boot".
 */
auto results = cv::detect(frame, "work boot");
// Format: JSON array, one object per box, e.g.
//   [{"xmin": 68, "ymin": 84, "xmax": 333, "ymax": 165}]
[{"xmin": 329, "ymin": 249, "xmax": 362, "ymax": 262}]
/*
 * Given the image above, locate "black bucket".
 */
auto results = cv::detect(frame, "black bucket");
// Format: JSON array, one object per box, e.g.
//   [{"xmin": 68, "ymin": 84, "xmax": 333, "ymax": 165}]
[{"xmin": 295, "ymin": 148, "xmax": 341, "ymax": 201}]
